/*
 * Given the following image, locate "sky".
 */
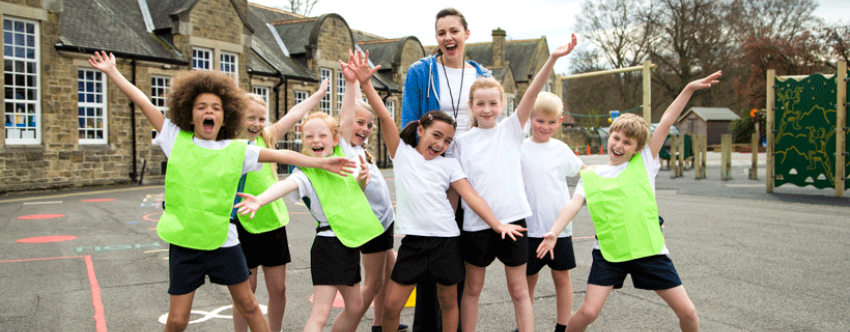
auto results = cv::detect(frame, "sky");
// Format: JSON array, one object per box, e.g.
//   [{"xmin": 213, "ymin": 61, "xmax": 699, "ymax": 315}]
[{"xmin": 249, "ymin": 0, "xmax": 849, "ymax": 76}]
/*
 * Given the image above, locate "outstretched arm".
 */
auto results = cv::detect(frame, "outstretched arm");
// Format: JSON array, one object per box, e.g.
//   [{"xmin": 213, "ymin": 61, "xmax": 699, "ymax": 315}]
[
  {"xmin": 339, "ymin": 50, "xmax": 361, "ymax": 143},
  {"xmin": 265, "ymin": 79, "xmax": 329, "ymax": 141},
  {"xmin": 343, "ymin": 51, "xmax": 402, "ymax": 159},
  {"xmin": 234, "ymin": 178, "xmax": 299, "ymax": 219},
  {"xmin": 451, "ymin": 179, "xmax": 526, "ymax": 241},
  {"xmin": 649, "ymin": 70, "xmax": 722, "ymax": 159},
  {"xmin": 514, "ymin": 34, "xmax": 577, "ymax": 128},
  {"xmin": 89, "ymin": 51, "xmax": 164, "ymax": 132},
  {"xmin": 257, "ymin": 148, "xmax": 356, "ymax": 176},
  {"xmin": 536, "ymin": 193, "xmax": 585, "ymax": 259}
]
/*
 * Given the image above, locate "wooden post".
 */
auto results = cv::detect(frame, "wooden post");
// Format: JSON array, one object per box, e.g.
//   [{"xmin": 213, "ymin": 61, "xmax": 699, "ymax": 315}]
[
  {"xmin": 766, "ymin": 70, "xmax": 776, "ymax": 193},
  {"xmin": 750, "ymin": 122, "xmax": 759, "ymax": 180},
  {"xmin": 670, "ymin": 135, "xmax": 679, "ymax": 178},
  {"xmin": 721, "ymin": 134, "xmax": 732, "ymax": 180},
  {"xmin": 693, "ymin": 135, "xmax": 704, "ymax": 179},
  {"xmin": 643, "ymin": 60, "xmax": 652, "ymax": 122},
  {"xmin": 836, "ymin": 61, "xmax": 847, "ymax": 197},
  {"xmin": 678, "ymin": 134, "xmax": 685, "ymax": 173},
  {"xmin": 700, "ymin": 135, "xmax": 708, "ymax": 179}
]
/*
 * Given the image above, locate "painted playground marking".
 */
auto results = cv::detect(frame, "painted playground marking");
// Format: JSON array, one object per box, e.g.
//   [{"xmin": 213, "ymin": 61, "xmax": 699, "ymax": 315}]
[
  {"xmin": 157, "ymin": 304, "xmax": 267, "ymax": 325},
  {"xmin": 16, "ymin": 235, "xmax": 77, "ymax": 243},
  {"xmin": 23, "ymin": 201, "xmax": 63, "ymax": 205},
  {"xmin": 143, "ymin": 212, "xmax": 162, "ymax": 222},
  {"xmin": 17, "ymin": 214, "xmax": 65, "ymax": 220},
  {"xmin": 81, "ymin": 198, "xmax": 117, "ymax": 203}
]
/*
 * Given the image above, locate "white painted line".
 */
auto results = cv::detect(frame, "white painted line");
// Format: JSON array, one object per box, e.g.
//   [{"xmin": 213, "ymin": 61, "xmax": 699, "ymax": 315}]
[
  {"xmin": 724, "ymin": 184, "xmax": 765, "ymax": 188},
  {"xmin": 23, "ymin": 201, "xmax": 63, "ymax": 205}
]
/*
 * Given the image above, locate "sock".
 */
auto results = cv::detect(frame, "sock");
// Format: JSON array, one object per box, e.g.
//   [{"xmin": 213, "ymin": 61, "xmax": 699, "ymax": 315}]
[{"xmin": 555, "ymin": 323, "xmax": 567, "ymax": 332}]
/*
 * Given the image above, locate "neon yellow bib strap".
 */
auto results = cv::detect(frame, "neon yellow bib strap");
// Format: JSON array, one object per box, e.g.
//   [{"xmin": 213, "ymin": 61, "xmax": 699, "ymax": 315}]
[
  {"xmin": 300, "ymin": 145, "xmax": 384, "ymax": 248},
  {"xmin": 237, "ymin": 136, "xmax": 290, "ymax": 233},
  {"xmin": 158, "ymin": 131, "xmax": 246, "ymax": 250},
  {"xmin": 581, "ymin": 153, "xmax": 664, "ymax": 262}
]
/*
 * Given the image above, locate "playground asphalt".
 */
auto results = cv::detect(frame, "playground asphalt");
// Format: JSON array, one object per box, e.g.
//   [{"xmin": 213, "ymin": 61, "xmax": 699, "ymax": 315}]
[{"xmin": 0, "ymin": 152, "xmax": 847, "ymax": 331}]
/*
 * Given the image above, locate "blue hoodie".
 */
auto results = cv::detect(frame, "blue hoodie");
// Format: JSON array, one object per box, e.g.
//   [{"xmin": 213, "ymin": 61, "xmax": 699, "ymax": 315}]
[{"xmin": 400, "ymin": 55, "xmax": 491, "ymax": 129}]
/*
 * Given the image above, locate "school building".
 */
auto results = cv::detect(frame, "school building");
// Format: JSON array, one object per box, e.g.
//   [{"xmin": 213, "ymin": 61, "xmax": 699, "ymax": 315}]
[{"xmin": 0, "ymin": 0, "xmax": 562, "ymax": 194}]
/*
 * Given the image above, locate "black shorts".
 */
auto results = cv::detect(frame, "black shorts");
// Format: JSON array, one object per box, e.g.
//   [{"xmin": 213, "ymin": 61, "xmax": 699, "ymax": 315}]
[
  {"xmin": 526, "ymin": 237, "xmax": 576, "ymax": 275},
  {"xmin": 360, "ymin": 222, "xmax": 394, "ymax": 254},
  {"xmin": 168, "ymin": 244, "xmax": 249, "ymax": 295},
  {"xmin": 234, "ymin": 220, "xmax": 292, "ymax": 269},
  {"xmin": 391, "ymin": 236, "xmax": 464, "ymax": 286},
  {"xmin": 587, "ymin": 249, "xmax": 682, "ymax": 290},
  {"xmin": 461, "ymin": 219, "xmax": 528, "ymax": 267},
  {"xmin": 311, "ymin": 236, "xmax": 361, "ymax": 286}
]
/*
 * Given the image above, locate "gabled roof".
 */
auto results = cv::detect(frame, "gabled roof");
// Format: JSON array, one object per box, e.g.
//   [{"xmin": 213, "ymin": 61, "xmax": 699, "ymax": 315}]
[
  {"xmin": 247, "ymin": 4, "xmax": 314, "ymax": 80},
  {"xmin": 147, "ymin": 0, "xmax": 254, "ymax": 33},
  {"xmin": 271, "ymin": 17, "xmax": 319, "ymax": 55},
  {"xmin": 357, "ymin": 39, "xmax": 399, "ymax": 70},
  {"xmin": 352, "ymin": 30, "xmax": 385, "ymax": 43},
  {"xmin": 465, "ymin": 39, "xmax": 543, "ymax": 82},
  {"xmin": 59, "ymin": 0, "xmax": 183, "ymax": 62},
  {"xmin": 678, "ymin": 107, "xmax": 740, "ymax": 122},
  {"xmin": 489, "ymin": 66, "xmax": 511, "ymax": 82}
]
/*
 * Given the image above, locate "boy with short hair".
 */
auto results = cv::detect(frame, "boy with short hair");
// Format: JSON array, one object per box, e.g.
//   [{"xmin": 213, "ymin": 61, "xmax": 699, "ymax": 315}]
[
  {"xmin": 520, "ymin": 91, "xmax": 585, "ymax": 332},
  {"xmin": 537, "ymin": 71, "xmax": 722, "ymax": 332}
]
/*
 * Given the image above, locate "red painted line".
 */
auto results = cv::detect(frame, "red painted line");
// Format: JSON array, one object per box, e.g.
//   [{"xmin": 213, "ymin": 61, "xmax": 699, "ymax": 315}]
[
  {"xmin": 290, "ymin": 212, "xmax": 309, "ymax": 215},
  {"xmin": 0, "ymin": 255, "xmax": 107, "ymax": 331},
  {"xmin": 143, "ymin": 212, "xmax": 162, "ymax": 222},
  {"xmin": 81, "ymin": 199, "xmax": 117, "ymax": 203},
  {"xmin": 17, "ymin": 214, "xmax": 65, "ymax": 220},
  {"xmin": 17, "ymin": 235, "xmax": 77, "ymax": 243},
  {"xmin": 574, "ymin": 235, "xmax": 596, "ymax": 240}
]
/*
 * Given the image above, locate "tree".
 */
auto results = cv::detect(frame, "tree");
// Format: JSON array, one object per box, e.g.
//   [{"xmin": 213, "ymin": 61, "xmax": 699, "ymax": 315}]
[
  {"xmin": 821, "ymin": 24, "xmax": 850, "ymax": 68},
  {"xmin": 282, "ymin": 0, "xmax": 319, "ymax": 16}
]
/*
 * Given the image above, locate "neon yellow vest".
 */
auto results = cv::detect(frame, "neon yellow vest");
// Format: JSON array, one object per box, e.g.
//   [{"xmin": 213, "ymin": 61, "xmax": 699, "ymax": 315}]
[
  {"xmin": 157, "ymin": 131, "xmax": 246, "ymax": 250},
  {"xmin": 580, "ymin": 152, "xmax": 664, "ymax": 262},
  {"xmin": 236, "ymin": 137, "xmax": 290, "ymax": 233},
  {"xmin": 300, "ymin": 145, "xmax": 384, "ymax": 248}
]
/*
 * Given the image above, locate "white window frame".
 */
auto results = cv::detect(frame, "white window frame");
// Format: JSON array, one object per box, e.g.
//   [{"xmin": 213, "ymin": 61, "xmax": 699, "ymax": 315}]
[
  {"xmin": 77, "ymin": 69, "xmax": 108, "ymax": 144},
  {"xmin": 336, "ymin": 70, "xmax": 345, "ymax": 112},
  {"xmin": 151, "ymin": 76, "xmax": 170, "ymax": 142},
  {"xmin": 319, "ymin": 68, "xmax": 332, "ymax": 115},
  {"xmin": 3, "ymin": 17, "xmax": 40, "ymax": 144},
  {"xmin": 252, "ymin": 86, "xmax": 270, "ymax": 120},
  {"xmin": 220, "ymin": 52, "xmax": 238, "ymax": 80},
  {"xmin": 192, "ymin": 48, "xmax": 212, "ymax": 70},
  {"xmin": 504, "ymin": 95, "xmax": 515, "ymax": 118},
  {"xmin": 385, "ymin": 99, "xmax": 396, "ymax": 120},
  {"xmin": 294, "ymin": 90, "xmax": 308, "ymax": 140}
]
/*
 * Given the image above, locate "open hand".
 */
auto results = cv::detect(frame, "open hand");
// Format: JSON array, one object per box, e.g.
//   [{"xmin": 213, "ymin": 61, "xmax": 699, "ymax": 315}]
[
  {"xmin": 339, "ymin": 50, "xmax": 359, "ymax": 83},
  {"xmin": 551, "ymin": 34, "xmax": 577, "ymax": 59},
  {"xmin": 341, "ymin": 50, "xmax": 381, "ymax": 84},
  {"xmin": 536, "ymin": 232, "xmax": 557, "ymax": 259},
  {"xmin": 496, "ymin": 223, "xmax": 527, "ymax": 241},
  {"xmin": 321, "ymin": 156, "xmax": 357, "ymax": 176},
  {"xmin": 686, "ymin": 70, "xmax": 722, "ymax": 92},
  {"xmin": 88, "ymin": 51, "xmax": 116, "ymax": 73},
  {"xmin": 234, "ymin": 192, "xmax": 261, "ymax": 219},
  {"xmin": 357, "ymin": 154, "xmax": 370, "ymax": 186}
]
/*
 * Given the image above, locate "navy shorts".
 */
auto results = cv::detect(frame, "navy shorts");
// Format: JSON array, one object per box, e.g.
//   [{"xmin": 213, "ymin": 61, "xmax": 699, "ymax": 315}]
[
  {"xmin": 234, "ymin": 221, "xmax": 292, "ymax": 269},
  {"xmin": 311, "ymin": 236, "xmax": 361, "ymax": 286},
  {"xmin": 360, "ymin": 222, "xmax": 394, "ymax": 254},
  {"xmin": 526, "ymin": 237, "xmax": 576, "ymax": 276},
  {"xmin": 391, "ymin": 236, "xmax": 464, "ymax": 286},
  {"xmin": 461, "ymin": 219, "xmax": 528, "ymax": 267},
  {"xmin": 168, "ymin": 243, "xmax": 250, "ymax": 295},
  {"xmin": 587, "ymin": 249, "xmax": 682, "ymax": 290}
]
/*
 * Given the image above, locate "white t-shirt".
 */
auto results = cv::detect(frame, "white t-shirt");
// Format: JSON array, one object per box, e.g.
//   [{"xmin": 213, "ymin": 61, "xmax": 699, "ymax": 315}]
[
  {"xmin": 155, "ymin": 119, "xmax": 263, "ymax": 248},
  {"xmin": 451, "ymin": 113, "xmax": 532, "ymax": 232},
  {"xmin": 391, "ymin": 142, "xmax": 466, "ymax": 237},
  {"xmin": 286, "ymin": 140, "xmax": 358, "ymax": 238},
  {"xmin": 350, "ymin": 142, "xmax": 394, "ymax": 230},
  {"xmin": 437, "ymin": 64, "xmax": 478, "ymax": 140},
  {"xmin": 574, "ymin": 145, "xmax": 668, "ymax": 255},
  {"xmin": 521, "ymin": 138, "xmax": 583, "ymax": 238}
]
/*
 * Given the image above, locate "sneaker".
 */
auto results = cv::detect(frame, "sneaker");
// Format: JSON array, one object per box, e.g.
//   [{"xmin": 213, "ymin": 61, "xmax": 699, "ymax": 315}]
[{"xmin": 372, "ymin": 325, "xmax": 409, "ymax": 332}]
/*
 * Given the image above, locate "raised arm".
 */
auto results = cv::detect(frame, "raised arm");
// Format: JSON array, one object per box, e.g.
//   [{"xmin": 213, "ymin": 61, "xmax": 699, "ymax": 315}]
[
  {"xmin": 649, "ymin": 70, "xmax": 722, "ymax": 159},
  {"xmin": 451, "ymin": 178, "xmax": 526, "ymax": 241},
  {"xmin": 89, "ymin": 51, "xmax": 164, "ymax": 132},
  {"xmin": 343, "ymin": 51, "xmax": 402, "ymax": 159},
  {"xmin": 536, "ymin": 193, "xmax": 585, "ymax": 259},
  {"xmin": 265, "ymin": 79, "xmax": 329, "ymax": 141},
  {"xmin": 234, "ymin": 178, "xmax": 299, "ymax": 219},
  {"xmin": 514, "ymin": 34, "xmax": 577, "ymax": 128},
  {"xmin": 257, "ymin": 148, "xmax": 355, "ymax": 176},
  {"xmin": 339, "ymin": 51, "xmax": 361, "ymax": 143}
]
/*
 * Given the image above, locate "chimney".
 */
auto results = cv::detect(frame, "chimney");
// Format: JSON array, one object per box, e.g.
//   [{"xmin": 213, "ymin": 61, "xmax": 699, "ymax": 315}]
[{"xmin": 492, "ymin": 28, "xmax": 506, "ymax": 67}]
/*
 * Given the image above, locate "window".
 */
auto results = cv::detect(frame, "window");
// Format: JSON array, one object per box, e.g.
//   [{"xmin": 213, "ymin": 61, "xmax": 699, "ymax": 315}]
[
  {"xmin": 151, "ymin": 76, "xmax": 170, "ymax": 141},
  {"xmin": 336, "ymin": 70, "xmax": 345, "ymax": 112},
  {"xmin": 504, "ymin": 96, "xmax": 515, "ymax": 118},
  {"xmin": 319, "ymin": 68, "xmax": 332, "ymax": 115},
  {"xmin": 252, "ymin": 86, "xmax": 270, "ymax": 120},
  {"xmin": 220, "ymin": 52, "xmax": 237, "ymax": 80},
  {"xmin": 294, "ymin": 90, "xmax": 308, "ymax": 140},
  {"xmin": 192, "ymin": 48, "xmax": 211, "ymax": 70},
  {"xmin": 385, "ymin": 100, "xmax": 395, "ymax": 120},
  {"xmin": 546, "ymin": 82, "xmax": 552, "ymax": 93},
  {"xmin": 77, "ymin": 69, "xmax": 107, "ymax": 144},
  {"xmin": 3, "ymin": 18, "xmax": 40, "ymax": 144}
]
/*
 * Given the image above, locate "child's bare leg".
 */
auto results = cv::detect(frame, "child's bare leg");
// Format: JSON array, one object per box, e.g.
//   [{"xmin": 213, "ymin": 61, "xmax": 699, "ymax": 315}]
[
  {"xmin": 163, "ymin": 292, "xmax": 195, "ymax": 332},
  {"xmin": 655, "ymin": 285, "xmax": 698, "ymax": 332},
  {"xmin": 526, "ymin": 272, "xmax": 539, "ymax": 306},
  {"xmin": 262, "ymin": 265, "xmax": 288, "ymax": 332},
  {"xmin": 353, "ymin": 251, "xmax": 388, "ymax": 331},
  {"xmin": 551, "ymin": 269, "xmax": 573, "ymax": 326},
  {"xmin": 460, "ymin": 263, "xmax": 486, "ymax": 332},
  {"xmin": 565, "ymin": 284, "xmax": 613, "ymax": 332},
  {"xmin": 304, "ymin": 285, "xmax": 337, "ymax": 332},
  {"xmin": 233, "ymin": 268, "xmax": 259, "ymax": 332},
  {"xmin": 372, "ymin": 250, "xmax": 396, "ymax": 328},
  {"xmin": 435, "ymin": 283, "xmax": 459, "ymax": 332},
  {"xmin": 382, "ymin": 281, "xmax": 415, "ymax": 332},
  {"xmin": 505, "ymin": 264, "xmax": 534, "ymax": 332},
  {"xmin": 330, "ymin": 284, "xmax": 364, "ymax": 332},
  {"xmin": 228, "ymin": 281, "xmax": 270, "ymax": 332}
]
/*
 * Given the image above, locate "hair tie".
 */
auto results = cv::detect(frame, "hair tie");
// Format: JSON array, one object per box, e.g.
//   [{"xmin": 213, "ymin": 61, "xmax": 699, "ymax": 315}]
[{"xmin": 427, "ymin": 113, "xmax": 433, "ymax": 121}]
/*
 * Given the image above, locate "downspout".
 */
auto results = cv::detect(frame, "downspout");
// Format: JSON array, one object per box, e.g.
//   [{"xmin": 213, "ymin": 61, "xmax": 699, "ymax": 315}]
[
  {"xmin": 130, "ymin": 58, "xmax": 138, "ymax": 181},
  {"xmin": 273, "ymin": 72, "xmax": 285, "ymax": 140}
]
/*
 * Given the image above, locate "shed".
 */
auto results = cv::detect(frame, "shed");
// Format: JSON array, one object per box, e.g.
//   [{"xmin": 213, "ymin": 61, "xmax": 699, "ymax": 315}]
[{"xmin": 676, "ymin": 107, "xmax": 740, "ymax": 145}]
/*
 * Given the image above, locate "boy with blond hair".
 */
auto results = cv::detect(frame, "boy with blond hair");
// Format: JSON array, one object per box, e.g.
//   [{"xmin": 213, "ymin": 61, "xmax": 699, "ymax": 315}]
[
  {"xmin": 520, "ymin": 91, "xmax": 584, "ymax": 332},
  {"xmin": 537, "ymin": 71, "xmax": 722, "ymax": 332}
]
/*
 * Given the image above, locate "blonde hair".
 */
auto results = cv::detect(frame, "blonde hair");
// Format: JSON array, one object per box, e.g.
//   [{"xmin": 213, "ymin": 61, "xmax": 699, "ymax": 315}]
[
  {"xmin": 609, "ymin": 113, "xmax": 650, "ymax": 151},
  {"xmin": 245, "ymin": 93, "xmax": 278, "ymax": 175},
  {"xmin": 531, "ymin": 92, "xmax": 563, "ymax": 118},
  {"xmin": 468, "ymin": 77, "xmax": 505, "ymax": 128},
  {"xmin": 299, "ymin": 112, "xmax": 340, "ymax": 156},
  {"xmin": 353, "ymin": 100, "xmax": 375, "ymax": 164}
]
